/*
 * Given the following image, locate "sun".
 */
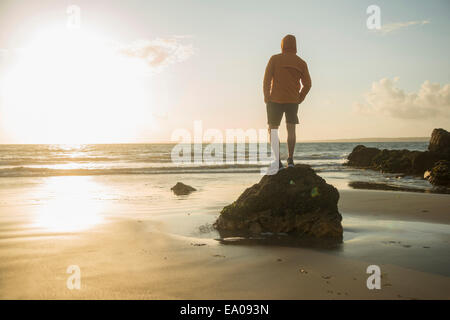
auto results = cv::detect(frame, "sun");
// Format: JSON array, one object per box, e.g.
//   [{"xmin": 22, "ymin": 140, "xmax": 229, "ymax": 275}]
[{"xmin": 0, "ymin": 26, "xmax": 155, "ymax": 144}]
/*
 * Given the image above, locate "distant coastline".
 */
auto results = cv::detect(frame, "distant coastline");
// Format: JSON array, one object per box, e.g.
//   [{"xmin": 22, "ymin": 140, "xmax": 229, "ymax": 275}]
[{"xmin": 299, "ymin": 137, "xmax": 429, "ymax": 143}]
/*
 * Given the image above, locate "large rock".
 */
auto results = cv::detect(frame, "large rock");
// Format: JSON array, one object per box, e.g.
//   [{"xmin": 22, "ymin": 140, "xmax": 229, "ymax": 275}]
[
  {"xmin": 372, "ymin": 149, "xmax": 432, "ymax": 174},
  {"xmin": 345, "ymin": 146, "xmax": 434, "ymax": 174},
  {"xmin": 425, "ymin": 160, "xmax": 450, "ymax": 187},
  {"xmin": 214, "ymin": 164, "xmax": 343, "ymax": 240},
  {"xmin": 411, "ymin": 151, "xmax": 440, "ymax": 174},
  {"xmin": 429, "ymin": 128, "xmax": 450, "ymax": 157},
  {"xmin": 346, "ymin": 145, "xmax": 380, "ymax": 167},
  {"xmin": 345, "ymin": 129, "xmax": 450, "ymax": 186}
]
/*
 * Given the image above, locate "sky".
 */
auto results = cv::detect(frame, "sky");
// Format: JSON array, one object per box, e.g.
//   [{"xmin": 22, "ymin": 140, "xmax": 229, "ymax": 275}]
[{"xmin": 0, "ymin": 0, "xmax": 449, "ymax": 143}]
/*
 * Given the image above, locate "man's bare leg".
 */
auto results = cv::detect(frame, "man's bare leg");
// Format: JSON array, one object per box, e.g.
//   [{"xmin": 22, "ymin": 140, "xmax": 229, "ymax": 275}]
[{"xmin": 286, "ymin": 123, "xmax": 296, "ymax": 164}]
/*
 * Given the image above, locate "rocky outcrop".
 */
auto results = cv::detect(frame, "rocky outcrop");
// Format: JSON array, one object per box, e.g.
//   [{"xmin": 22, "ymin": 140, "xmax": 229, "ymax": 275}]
[
  {"xmin": 346, "ymin": 145, "xmax": 381, "ymax": 167},
  {"xmin": 171, "ymin": 182, "xmax": 197, "ymax": 195},
  {"xmin": 428, "ymin": 128, "xmax": 450, "ymax": 157},
  {"xmin": 345, "ymin": 128, "xmax": 450, "ymax": 186},
  {"xmin": 214, "ymin": 164, "xmax": 343, "ymax": 240},
  {"xmin": 346, "ymin": 146, "xmax": 437, "ymax": 174},
  {"xmin": 425, "ymin": 160, "xmax": 450, "ymax": 187}
]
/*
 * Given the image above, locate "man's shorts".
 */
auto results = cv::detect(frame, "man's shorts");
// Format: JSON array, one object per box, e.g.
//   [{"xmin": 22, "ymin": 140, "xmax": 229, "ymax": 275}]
[{"xmin": 266, "ymin": 101, "xmax": 299, "ymax": 126}]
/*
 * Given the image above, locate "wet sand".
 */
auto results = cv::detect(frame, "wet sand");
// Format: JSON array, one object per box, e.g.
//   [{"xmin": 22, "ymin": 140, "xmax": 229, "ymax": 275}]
[
  {"xmin": 339, "ymin": 189, "xmax": 450, "ymax": 225},
  {"xmin": 0, "ymin": 216, "xmax": 449, "ymax": 299},
  {"xmin": 0, "ymin": 175, "xmax": 449, "ymax": 299}
]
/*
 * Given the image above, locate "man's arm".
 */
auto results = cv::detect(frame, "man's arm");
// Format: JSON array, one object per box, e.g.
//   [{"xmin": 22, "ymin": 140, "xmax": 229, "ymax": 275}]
[
  {"xmin": 298, "ymin": 63, "xmax": 312, "ymax": 104},
  {"xmin": 263, "ymin": 57, "xmax": 274, "ymax": 103}
]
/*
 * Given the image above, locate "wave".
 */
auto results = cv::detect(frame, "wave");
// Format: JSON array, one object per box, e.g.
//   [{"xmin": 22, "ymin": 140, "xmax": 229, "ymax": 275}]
[
  {"xmin": 0, "ymin": 154, "xmax": 347, "ymax": 166},
  {"xmin": 0, "ymin": 157, "xmax": 121, "ymax": 166},
  {"xmin": 0, "ymin": 164, "xmax": 268, "ymax": 177},
  {"xmin": 0, "ymin": 157, "xmax": 176, "ymax": 166},
  {"xmin": 296, "ymin": 154, "xmax": 347, "ymax": 160},
  {"xmin": 0, "ymin": 157, "xmax": 348, "ymax": 178}
]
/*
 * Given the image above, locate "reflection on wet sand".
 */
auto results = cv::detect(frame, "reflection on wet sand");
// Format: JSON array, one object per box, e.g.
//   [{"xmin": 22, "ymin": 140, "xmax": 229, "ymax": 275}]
[{"xmin": 33, "ymin": 176, "xmax": 104, "ymax": 232}]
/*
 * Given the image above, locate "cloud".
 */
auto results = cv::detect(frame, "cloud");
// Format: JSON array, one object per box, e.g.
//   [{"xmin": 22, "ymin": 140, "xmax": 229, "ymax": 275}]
[
  {"xmin": 0, "ymin": 35, "xmax": 194, "ymax": 80},
  {"xmin": 117, "ymin": 37, "xmax": 194, "ymax": 72},
  {"xmin": 354, "ymin": 78, "xmax": 450, "ymax": 120},
  {"xmin": 376, "ymin": 20, "xmax": 430, "ymax": 35}
]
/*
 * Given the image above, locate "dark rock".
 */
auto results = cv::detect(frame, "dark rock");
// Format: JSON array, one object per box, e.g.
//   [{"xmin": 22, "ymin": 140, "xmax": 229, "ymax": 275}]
[
  {"xmin": 411, "ymin": 151, "xmax": 440, "ymax": 174},
  {"xmin": 372, "ymin": 149, "xmax": 413, "ymax": 173},
  {"xmin": 346, "ymin": 145, "xmax": 380, "ymax": 167},
  {"xmin": 348, "ymin": 181, "xmax": 427, "ymax": 193},
  {"xmin": 345, "ymin": 129, "xmax": 450, "ymax": 186},
  {"xmin": 345, "ymin": 146, "xmax": 435, "ymax": 174},
  {"xmin": 170, "ymin": 182, "xmax": 197, "ymax": 195},
  {"xmin": 425, "ymin": 160, "xmax": 450, "ymax": 187},
  {"xmin": 428, "ymin": 128, "xmax": 450, "ymax": 156},
  {"xmin": 213, "ymin": 164, "xmax": 343, "ymax": 240}
]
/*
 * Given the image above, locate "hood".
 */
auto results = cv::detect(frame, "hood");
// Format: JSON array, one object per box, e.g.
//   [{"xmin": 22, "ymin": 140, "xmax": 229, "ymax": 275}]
[{"xmin": 281, "ymin": 34, "xmax": 297, "ymax": 54}]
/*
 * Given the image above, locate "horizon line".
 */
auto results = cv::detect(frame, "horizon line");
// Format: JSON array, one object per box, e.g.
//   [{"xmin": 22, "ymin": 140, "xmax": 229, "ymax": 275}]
[{"xmin": 0, "ymin": 136, "xmax": 430, "ymax": 145}]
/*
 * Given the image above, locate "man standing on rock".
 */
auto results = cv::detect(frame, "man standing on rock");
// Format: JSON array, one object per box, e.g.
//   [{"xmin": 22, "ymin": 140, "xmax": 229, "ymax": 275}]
[{"xmin": 263, "ymin": 34, "xmax": 312, "ymax": 170}]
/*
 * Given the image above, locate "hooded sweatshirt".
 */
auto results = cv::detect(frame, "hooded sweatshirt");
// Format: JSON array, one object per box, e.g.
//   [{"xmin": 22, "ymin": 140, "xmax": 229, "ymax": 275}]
[{"xmin": 263, "ymin": 34, "xmax": 312, "ymax": 104}]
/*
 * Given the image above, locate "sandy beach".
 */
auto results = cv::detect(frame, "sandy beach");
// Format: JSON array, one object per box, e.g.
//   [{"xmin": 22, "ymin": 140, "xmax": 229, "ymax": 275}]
[{"xmin": 0, "ymin": 173, "xmax": 449, "ymax": 300}]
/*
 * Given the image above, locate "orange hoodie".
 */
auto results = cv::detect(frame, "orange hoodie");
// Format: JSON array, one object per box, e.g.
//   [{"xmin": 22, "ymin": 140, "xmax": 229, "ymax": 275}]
[{"xmin": 263, "ymin": 34, "xmax": 312, "ymax": 104}]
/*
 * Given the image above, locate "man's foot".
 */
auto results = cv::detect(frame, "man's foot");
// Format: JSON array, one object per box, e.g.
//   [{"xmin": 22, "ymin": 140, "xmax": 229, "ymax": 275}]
[{"xmin": 287, "ymin": 157, "xmax": 294, "ymax": 168}]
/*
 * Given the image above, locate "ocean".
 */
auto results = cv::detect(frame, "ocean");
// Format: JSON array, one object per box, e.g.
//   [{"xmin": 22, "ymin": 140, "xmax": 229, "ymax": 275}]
[{"xmin": 0, "ymin": 141, "xmax": 433, "ymax": 191}]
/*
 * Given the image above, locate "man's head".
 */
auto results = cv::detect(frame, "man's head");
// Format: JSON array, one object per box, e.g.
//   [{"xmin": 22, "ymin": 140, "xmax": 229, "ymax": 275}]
[{"xmin": 281, "ymin": 34, "xmax": 297, "ymax": 54}]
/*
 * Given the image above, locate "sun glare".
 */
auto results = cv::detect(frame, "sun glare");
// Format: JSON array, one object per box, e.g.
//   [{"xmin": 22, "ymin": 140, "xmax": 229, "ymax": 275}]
[
  {"xmin": 0, "ymin": 26, "xmax": 154, "ymax": 144},
  {"xmin": 33, "ymin": 176, "xmax": 104, "ymax": 232}
]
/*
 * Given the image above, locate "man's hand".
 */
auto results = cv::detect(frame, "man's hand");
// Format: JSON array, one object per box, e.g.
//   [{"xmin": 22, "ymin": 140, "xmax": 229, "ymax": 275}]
[
  {"xmin": 263, "ymin": 57, "xmax": 274, "ymax": 104},
  {"xmin": 298, "ymin": 64, "xmax": 312, "ymax": 104}
]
